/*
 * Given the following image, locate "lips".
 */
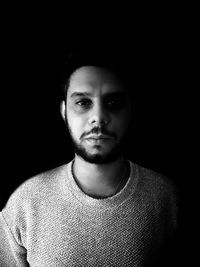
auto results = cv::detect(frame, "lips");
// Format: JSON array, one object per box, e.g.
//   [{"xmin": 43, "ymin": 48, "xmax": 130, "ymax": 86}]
[
  {"xmin": 85, "ymin": 135, "xmax": 112, "ymax": 140},
  {"xmin": 84, "ymin": 135, "xmax": 112, "ymax": 145}
]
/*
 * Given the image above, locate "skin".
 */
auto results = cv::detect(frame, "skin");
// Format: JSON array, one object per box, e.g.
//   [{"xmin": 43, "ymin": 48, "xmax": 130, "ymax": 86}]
[{"xmin": 60, "ymin": 66, "xmax": 132, "ymax": 198}]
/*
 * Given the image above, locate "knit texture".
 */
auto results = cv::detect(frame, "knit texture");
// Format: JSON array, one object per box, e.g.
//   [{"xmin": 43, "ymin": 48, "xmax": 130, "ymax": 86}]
[{"xmin": 0, "ymin": 160, "xmax": 177, "ymax": 267}]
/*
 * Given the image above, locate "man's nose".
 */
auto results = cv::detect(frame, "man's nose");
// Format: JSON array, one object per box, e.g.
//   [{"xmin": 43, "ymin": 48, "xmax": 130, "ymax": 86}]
[{"xmin": 88, "ymin": 103, "xmax": 110, "ymax": 126}]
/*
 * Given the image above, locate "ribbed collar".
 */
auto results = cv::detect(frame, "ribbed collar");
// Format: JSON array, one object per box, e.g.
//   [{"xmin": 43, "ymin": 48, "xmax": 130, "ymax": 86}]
[{"xmin": 65, "ymin": 159, "xmax": 139, "ymax": 210}]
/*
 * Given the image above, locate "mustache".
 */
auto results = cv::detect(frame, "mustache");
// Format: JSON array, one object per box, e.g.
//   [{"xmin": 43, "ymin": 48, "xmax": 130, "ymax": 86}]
[{"xmin": 81, "ymin": 126, "xmax": 117, "ymax": 140}]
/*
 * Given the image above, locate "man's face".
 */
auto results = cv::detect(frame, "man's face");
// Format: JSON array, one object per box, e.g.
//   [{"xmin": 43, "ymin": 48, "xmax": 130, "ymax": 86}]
[{"xmin": 61, "ymin": 66, "xmax": 132, "ymax": 164}]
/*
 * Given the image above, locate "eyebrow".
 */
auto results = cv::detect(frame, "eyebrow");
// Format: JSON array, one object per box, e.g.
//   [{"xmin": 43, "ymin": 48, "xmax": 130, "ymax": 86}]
[
  {"xmin": 70, "ymin": 92, "xmax": 93, "ymax": 98},
  {"xmin": 70, "ymin": 91, "xmax": 127, "ymax": 99}
]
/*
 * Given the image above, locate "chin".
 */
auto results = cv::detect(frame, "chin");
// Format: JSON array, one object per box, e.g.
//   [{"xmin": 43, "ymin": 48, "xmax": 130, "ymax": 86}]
[
  {"xmin": 78, "ymin": 154, "xmax": 119, "ymax": 164},
  {"xmin": 74, "ymin": 145, "xmax": 122, "ymax": 164}
]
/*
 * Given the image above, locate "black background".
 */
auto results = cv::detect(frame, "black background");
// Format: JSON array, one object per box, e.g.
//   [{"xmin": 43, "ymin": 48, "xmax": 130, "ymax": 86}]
[{"xmin": 0, "ymin": 5, "xmax": 198, "ymax": 265}]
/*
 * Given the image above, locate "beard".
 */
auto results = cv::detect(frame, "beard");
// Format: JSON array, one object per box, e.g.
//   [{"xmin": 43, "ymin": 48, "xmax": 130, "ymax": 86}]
[
  {"xmin": 73, "ymin": 140, "xmax": 123, "ymax": 164},
  {"xmin": 64, "ymin": 117, "xmax": 126, "ymax": 164}
]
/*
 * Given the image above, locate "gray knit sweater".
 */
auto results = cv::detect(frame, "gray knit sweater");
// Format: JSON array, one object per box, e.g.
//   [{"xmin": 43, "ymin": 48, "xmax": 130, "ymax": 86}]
[{"xmin": 0, "ymin": 160, "xmax": 177, "ymax": 267}]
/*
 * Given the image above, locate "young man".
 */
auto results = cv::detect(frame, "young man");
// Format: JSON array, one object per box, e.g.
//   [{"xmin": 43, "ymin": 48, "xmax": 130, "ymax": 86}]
[{"xmin": 0, "ymin": 51, "xmax": 178, "ymax": 266}]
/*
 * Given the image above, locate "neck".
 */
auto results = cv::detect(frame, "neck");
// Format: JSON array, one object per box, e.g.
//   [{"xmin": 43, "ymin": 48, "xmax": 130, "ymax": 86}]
[{"xmin": 72, "ymin": 154, "xmax": 129, "ymax": 198}]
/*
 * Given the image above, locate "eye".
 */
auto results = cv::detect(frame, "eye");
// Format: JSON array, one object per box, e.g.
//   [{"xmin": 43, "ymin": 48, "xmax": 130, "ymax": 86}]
[
  {"xmin": 105, "ymin": 97, "xmax": 126, "ymax": 110},
  {"xmin": 75, "ymin": 99, "xmax": 92, "ymax": 109},
  {"xmin": 107, "ymin": 99, "xmax": 117, "ymax": 106}
]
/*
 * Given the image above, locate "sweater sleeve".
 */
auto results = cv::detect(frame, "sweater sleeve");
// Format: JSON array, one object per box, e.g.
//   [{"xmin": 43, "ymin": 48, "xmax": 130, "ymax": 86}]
[{"xmin": 0, "ymin": 213, "xmax": 29, "ymax": 267}]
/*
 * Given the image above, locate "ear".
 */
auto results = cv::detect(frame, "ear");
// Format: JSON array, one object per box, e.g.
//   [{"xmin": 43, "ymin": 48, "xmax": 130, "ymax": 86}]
[{"xmin": 60, "ymin": 101, "xmax": 66, "ymax": 120}]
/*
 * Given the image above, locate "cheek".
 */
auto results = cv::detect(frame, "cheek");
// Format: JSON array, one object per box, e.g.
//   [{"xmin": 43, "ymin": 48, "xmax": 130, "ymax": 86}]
[
  {"xmin": 114, "ymin": 110, "xmax": 131, "ymax": 132},
  {"xmin": 66, "ymin": 111, "xmax": 86, "ymax": 137}
]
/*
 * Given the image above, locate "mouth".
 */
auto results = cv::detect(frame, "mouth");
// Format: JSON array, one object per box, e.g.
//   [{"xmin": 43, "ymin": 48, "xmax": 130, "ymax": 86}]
[
  {"xmin": 84, "ymin": 136, "xmax": 112, "ymax": 145},
  {"xmin": 86, "ymin": 137, "xmax": 110, "ymax": 141},
  {"xmin": 85, "ymin": 134, "xmax": 112, "ymax": 140}
]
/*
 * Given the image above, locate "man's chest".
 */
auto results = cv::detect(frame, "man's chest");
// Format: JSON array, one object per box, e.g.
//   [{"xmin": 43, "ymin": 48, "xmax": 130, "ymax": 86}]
[{"xmin": 26, "ymin": 206, "xmax": 161, "ymax": 266}]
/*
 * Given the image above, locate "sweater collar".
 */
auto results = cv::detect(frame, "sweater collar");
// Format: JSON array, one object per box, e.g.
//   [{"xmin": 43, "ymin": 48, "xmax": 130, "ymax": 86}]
[{"xmin": 65, "ymin": 159, "xmax": 139, "ymax": 210}]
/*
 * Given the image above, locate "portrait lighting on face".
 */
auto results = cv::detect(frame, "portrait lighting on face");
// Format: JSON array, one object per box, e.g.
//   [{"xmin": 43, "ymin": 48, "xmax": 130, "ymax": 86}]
[{"xmin": 61, "ymin": 65, "xmax": 132, "ymax": 164}]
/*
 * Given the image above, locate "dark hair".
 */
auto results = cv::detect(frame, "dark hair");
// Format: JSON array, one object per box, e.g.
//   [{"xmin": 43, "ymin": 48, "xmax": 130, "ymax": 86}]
[{"xmin": 60, "ymin": 48, "xmax": 134, "ymax": 101}]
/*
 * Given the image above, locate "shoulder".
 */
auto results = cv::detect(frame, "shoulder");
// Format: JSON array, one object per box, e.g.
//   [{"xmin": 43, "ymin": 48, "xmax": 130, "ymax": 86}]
[
  {"xmin": 130, "ymin": 161, "xmax": 178, "ymax": 215},
  {"xmin": 0, "ymin": 162, "xmax": 72, "ymax": 245},
  {"xmin": 133, "ymin": 162, "xmax": 177, "ymax": 198},
  {"xmin": 131, "ymin": 161, "xmax": 178, "ymax": 228},
  {"xmin": 1, "ymin": 163, "xmax": 70, "ymax": 220},
  {"xmin": 11, "ymin": 163, "xmax": 68, "ymax": 201}
]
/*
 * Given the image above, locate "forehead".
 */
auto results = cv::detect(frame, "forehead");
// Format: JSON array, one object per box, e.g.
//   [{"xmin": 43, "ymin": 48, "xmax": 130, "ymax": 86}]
[{"xmin": 68, "ymin": 66, "xmax": 125, "ymax": 97}]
